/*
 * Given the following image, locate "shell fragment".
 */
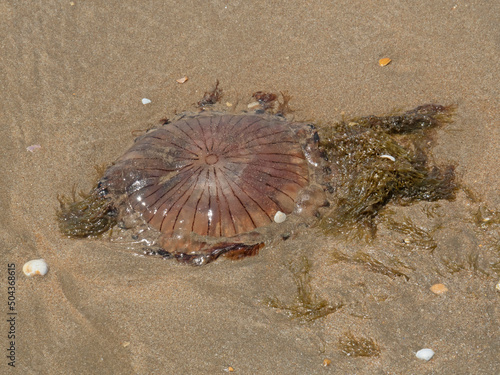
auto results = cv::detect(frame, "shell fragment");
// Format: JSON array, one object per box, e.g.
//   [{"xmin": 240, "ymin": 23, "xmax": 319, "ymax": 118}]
[
  {"xmin": 416, "ymin": 348, "xmax": 435, "ymax": 361},
  {"xmin": 274, "ymin": 211, "xmax": 287, "ymax": 223},
  {"xmin": 23, "ymin": 259, "xmax": 49, "ymax": 277}
]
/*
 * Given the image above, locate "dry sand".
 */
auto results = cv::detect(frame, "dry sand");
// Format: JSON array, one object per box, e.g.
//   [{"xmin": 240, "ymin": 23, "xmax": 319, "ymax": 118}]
[{"xmin": 1, "ymin": 1, "xmax": 499, "ymax": 374}]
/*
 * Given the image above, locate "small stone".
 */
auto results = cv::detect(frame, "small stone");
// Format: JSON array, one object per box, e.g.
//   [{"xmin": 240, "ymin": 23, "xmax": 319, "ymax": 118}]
[
  {"xmin": 247, "ymin": 101, "xmax": 260, "ymax": 109},
  {"xmin": 176, "ymin": 76, "xmax": 188, "ymax": 84},
  {"xmin": 322, "ymin": 358, "xmax": 331, "ymax": 367},
  {"xmin": 430, "ymin": 283, "xmax": 448, "ymax": 294},
  {"xmin": 142, "ymin": 98, "xmax": 152, "ymax": 105},
  {"xmin": 274, "ymin": 211, "xmax": 287, "ymax": 223},
  {"xmin": 416, "ymin": 348, "xmax": 435, "ymax": 361},
  {"xmin": 495, "ymin": 280, "xmax": 500, "ymax": 291}
]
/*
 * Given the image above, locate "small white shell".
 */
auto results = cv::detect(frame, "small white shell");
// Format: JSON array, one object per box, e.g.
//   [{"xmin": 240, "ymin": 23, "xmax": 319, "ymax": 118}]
[
  {"xmin": 141, "ymin": 98, "xmax": 152, "ymax": 105},
  {"xmin": 380, "ymin": 154, "xmax": 396, "ymax": 162},
  {"xmin": 23, "ymin": 259, "xmax": 49, "ymax": 277},
  {"xmin": 416, "ymin": 348, "xmax": 435, "ymax": 361},
  {"xmin": 274, "ymin": 211, "xmax": 287, "ymax": 223},
  {"xmin": 247, "ymin": 101, "xmax": 260, "ymax": 109}
]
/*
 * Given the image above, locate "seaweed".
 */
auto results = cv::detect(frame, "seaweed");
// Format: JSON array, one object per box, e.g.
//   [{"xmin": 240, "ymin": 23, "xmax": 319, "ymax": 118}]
[
  {"xmin": 492, "ymin": 261, "xmax": 500, "ymax": 275},
  {"xmin": 197, "ymin": 80, "xmax": 223, "ymax": 107},
  {"xmin": 251, "ymin": 91, "xmax": 293, "ymax": 115},
  {"xmin": 440, "ymin": 252, "xmax": 490, "ymax": 276},
  {"xmin": 383, "ymin": 215, "xmax": 437, "ymax": 252},
  {"xmin": 266, "ymin": 257, "xmax": 343, "ymax": 322},
  {"xmin": 318, "ymin": 104, "xmax": 457, "ymax": 237},
  {"xmin": 354, "ymin": 104, "xmax": 454, "ymax": 134},
  {"xmin": 57, "ymin": 186, "xmax": 117, "ymax": 238},
  {"xmin": 421, "ymin": 203, "xmax": 443, "ymax": 219},
  {"xmin": 338, "ymin": 332, "xmax": 381, "ymax": 357},
  {"xmin": 252, "ymin": 91, "xmax": 277, "ymax": 111},
  {"xmin": 276, "ymin": 91, "xmax": 293, "ymax": 116},
  {"xmin": 473, "ymin": 205, "xmax": 500, "ymax": 229},
  {"xmin": 331, "ymin": 249, "xmax": 409, "ymax": 280}
]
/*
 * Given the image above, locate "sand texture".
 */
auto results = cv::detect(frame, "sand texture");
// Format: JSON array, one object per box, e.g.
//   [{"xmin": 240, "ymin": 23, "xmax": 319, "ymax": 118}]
[{"xmin": 1, "ymin": 1, "xmax": 499, "ymax": 374}]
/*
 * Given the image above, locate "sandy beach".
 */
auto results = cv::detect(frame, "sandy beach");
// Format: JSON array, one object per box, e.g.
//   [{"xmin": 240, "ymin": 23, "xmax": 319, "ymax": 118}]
[{"xmin": 1, "ymin": 1, "xmax": 499, "ymax": 374}]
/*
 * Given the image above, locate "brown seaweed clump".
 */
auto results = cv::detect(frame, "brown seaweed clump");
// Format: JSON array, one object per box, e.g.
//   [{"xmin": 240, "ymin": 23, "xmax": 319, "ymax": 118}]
[
  {"xmin": 338, "ymin": 332, "xmax": 381, "ymax": 357},
  {"xmin": 265, "ymin": 257, "xmax": 343, "ymax": 321},
  {"xmin": 318, "ymin": 104, "xmax": 457, "ymax": 237}
]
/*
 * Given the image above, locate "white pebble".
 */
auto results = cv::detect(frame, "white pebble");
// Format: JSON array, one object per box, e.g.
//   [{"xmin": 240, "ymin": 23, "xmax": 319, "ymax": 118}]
[
  {"xmin": 23, "ymin": 259, "xmax": 49, "ymax": 277},
  {"xmin": 496, "ymin": 280, "xmax": 500, "ymax": 291},
  {"xmin": 380, "ymin": 154, "xmax": 396, "ymax": 162},
  {"xmin": 141, "ymin": 98, "xmax": 152, "ymax": 105},
  {"xmin": 274, "ymin": 211, "xmax": 287, "ymax": 223},
  {"xmin": 247, "ymin": 101, "xmax": 260, "ymax": 109},
  {"xmin": 416, "ymin": 348, "xmax": 435, "ymax": 361}
]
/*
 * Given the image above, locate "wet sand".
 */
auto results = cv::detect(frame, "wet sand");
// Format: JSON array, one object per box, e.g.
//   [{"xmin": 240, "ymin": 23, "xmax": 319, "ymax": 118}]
[{"xmin": 1, "ymin": 1, "xmax": 499, "ymax": 374}]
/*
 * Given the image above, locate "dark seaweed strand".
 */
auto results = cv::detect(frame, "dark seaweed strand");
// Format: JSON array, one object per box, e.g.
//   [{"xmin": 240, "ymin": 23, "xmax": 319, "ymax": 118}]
[{"xmin": 57, "ymin": 187, "xmax": 117, "ymax": 238}]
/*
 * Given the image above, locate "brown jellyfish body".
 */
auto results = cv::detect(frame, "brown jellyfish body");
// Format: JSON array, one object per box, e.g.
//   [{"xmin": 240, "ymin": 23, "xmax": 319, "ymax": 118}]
[{"xmin": 59, "ymin": 113, "xmax": 326, "ymax": 265}]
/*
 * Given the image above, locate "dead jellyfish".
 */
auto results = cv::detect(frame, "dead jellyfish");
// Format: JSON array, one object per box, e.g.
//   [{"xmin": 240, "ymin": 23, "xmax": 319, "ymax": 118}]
[
  {"xmin": 58, "ymin": 113, "xmax": 328, "ymax": 265},
  {"xmin": 58, "ymin": 97, "xmax": 457, "ymax": 265}
]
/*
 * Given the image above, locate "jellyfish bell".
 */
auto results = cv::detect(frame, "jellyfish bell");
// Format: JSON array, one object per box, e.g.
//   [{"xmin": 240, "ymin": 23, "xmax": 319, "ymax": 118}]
[{"xmin": 59, "ymin": 113, "xmax": 326, "ymax": 264}]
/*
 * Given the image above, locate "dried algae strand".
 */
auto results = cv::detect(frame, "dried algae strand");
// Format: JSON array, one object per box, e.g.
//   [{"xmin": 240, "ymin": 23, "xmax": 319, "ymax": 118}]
[
  {"xmin": 338, "ymin": 332, "xmax": 381, "ymax": 357},
  {"xmin": 473, "ymin": 205, "xmax": 500, "ymax": 229},
  {"xmin": 57, "ymin": 186, "xmax": 117, "ymax": 238},
  {"xmin": 318, "ymin": 104, "xmax": 457, "ymax": 237},
  {"xmin": 197, "ymin": 79, "xmax": 223, "ymax": 107},
  {"xmin": 440, "ymin": 252, "xmax": 490, "ymax": 277},
  {"xmin": 383, "ymin": 215, "xmax": 438, "ymax": 252},
  {"xmin": 331, "ymin": 249, "xmax": 410, "ymax": 280},
  {"xmin": 266, "ymin": 257, "xmax": 343, "ymax": 322}
]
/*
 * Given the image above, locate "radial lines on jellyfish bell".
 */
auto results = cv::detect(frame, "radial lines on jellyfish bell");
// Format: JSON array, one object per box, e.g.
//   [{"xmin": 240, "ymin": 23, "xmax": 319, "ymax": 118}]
[{"xmin": 101, "ymin": 114, "xmax": 310, "ymax": 240}]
